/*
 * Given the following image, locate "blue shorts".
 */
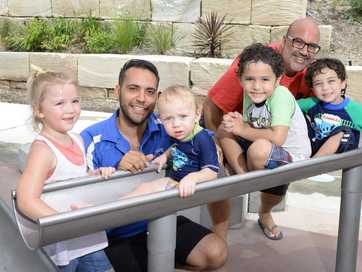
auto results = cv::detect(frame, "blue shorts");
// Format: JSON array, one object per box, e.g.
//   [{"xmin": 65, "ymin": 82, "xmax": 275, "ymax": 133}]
[
  {"xmin": 265, "ymin": 143, "xmax": 293, "ymax": 169},
  {"xmin": 237, "ymin": 137, "xmax": 293, "ymax": 196}
]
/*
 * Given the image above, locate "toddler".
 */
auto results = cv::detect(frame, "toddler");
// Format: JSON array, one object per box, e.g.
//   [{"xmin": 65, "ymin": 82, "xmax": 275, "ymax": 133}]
[{"xmin": 152, "ymin": 85, "xmax": 220, "ymax": 198}]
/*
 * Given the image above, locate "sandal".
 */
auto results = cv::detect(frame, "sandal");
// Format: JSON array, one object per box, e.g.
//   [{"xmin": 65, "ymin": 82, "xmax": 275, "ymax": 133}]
[{"xmin": 257, "ymin": 218, "xmax": 283, "ymax": 240}]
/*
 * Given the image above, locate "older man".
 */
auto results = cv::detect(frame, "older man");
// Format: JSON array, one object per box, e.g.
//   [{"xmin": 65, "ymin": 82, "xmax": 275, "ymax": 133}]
[
  {"xmin": 81, "ymin": 59, "xmax": 227, "ymax": 272},
  {"xmin": 203, "ymin": 17, "xmax": 321, "ymax": 241}
]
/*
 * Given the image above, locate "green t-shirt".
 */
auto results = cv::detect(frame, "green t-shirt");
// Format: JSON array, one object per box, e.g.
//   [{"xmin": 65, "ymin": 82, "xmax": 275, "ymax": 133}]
[
  {"xmin": 242, "ymin": 85, "xmax": 311, "ymax": 160},
  {"xmin": 243, "ymin": 85, "xmax": 295, "ymax": 128}
]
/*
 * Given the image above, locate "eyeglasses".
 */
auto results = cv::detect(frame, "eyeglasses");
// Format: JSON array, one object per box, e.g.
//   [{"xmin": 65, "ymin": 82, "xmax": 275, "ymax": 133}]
[{"xmin": 286, "ymin": 36, "xmax": 321, "ymax": 54}]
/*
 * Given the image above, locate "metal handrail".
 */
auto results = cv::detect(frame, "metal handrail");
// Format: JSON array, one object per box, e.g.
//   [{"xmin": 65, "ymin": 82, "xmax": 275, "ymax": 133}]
[{"xmin": 12, "ymin": 148, "xmax": 362, "ymax": 272}]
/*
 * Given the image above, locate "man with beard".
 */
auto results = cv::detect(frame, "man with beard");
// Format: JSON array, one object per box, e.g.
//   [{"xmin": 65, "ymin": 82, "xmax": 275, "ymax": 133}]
[
  {"xmin": 203, "ymin": 17, "xmax": 321, "ymax": 241},
  {"xmin": 81, "ymin": 59, "xmax": 227, "ymax": 272}
]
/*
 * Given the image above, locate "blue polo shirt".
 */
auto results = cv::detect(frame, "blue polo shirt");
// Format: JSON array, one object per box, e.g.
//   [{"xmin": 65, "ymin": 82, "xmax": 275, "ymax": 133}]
[
  {"xmin": 81, "ymin": 109, "xmax": 170, "ymax": 238},
  {"xmin": 168, "ymin": 129, "xmax": 219, "ymax": 182}
]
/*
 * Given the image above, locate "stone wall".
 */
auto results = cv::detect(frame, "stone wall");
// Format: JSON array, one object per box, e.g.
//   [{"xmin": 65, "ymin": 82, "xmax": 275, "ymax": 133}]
[
  {"xmin": 0, "ymin": 1, "xmax": 352, "ymax": 112},
  {"xmin": 0, "ymin": 0, "xmax": 332, "ymax": 57},
  {"xmin": 1, "ymin": 52, "xmax": 361, "ymax": 112}
]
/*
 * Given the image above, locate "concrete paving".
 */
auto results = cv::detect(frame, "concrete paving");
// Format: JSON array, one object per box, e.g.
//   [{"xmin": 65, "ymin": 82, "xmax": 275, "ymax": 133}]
[{"xmin": 1, "ymin": 102, "xmax": 362, "ymax": 271}]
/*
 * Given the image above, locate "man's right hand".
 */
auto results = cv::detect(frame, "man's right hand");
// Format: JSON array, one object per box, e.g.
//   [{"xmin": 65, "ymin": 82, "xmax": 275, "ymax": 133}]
[{"xmin": 118, "ymin": 151, "xmax": 154, "ymax": 173}]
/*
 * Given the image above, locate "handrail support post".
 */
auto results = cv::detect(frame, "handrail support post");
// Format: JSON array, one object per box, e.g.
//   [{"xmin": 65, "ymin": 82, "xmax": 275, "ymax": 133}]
[
  {"xmin": 336, "ymin": 166, "xmax": 362, "ymax": 272},
  {"xmin": 147, "ymin": 213, "xmax": 177, "ymax": 272}
]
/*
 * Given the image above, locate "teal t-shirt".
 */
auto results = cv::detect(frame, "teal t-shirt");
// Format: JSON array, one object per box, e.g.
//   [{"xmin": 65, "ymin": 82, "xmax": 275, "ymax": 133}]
[{"xmin": 298, "ymin": 96, "xmax": 362, "ymax": 132}]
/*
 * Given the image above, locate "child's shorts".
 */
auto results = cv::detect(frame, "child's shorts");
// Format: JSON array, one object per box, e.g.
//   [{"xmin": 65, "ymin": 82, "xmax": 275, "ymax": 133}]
[
  {"xmin": 59, "ymin": 249, "xmax": 112, "ymax": 272},
  {"xmin": 237, "ymin": 137, "xmax": 293, "ymax": 196}
]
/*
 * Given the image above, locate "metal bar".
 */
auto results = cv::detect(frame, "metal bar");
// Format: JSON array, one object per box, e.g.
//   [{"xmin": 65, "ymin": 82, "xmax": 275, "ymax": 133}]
[
  {"xmin": 42, "ymin": 164, "xmax": 159, "ymax": 192},
  {"xmin": 10, "ymin": 148, "xmax": 362, "ymax": 272},
  {"xmin": 336, "ymin": 166, "xmax": 362, "ymax": 272},
  {"xmin": 23, "ymin": 149, "xmax": 362, "ymax": 247},
  {"xmin": 0, "ymin": 200, "xmax": 58, "ymax": 272},
  {"xmin": 147, "ymin": 214, "xmax": 177, "ymax": 272},
  {"xmin": 12, "ymin": 168, "xmax": 165, "ymax": 249}
]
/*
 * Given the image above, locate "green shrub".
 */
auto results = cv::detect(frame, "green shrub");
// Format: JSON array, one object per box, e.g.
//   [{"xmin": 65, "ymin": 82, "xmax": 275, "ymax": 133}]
[
  {"xmin": 0, "ymin": 19, "xmax": 11, "ymax": 44},
  {"xmin": 349, "ymin": 0, "xmax": 362, "ymax": 12},
  {"xmin": 7, "ymin": 17, "xmax": 48, "ymax": 51},
  {"xmin": 145, "ymin": 24, "xmax": 176, "ymax": 54},
  {"xmin": 84, "ymin": 28, "xmax": 114, "ymax": 53},
  {"xmin": 347, "ymin": 0, "xmax": 362, "ymax": 20},
  {"xmin": 112, "ymin": 17, "xmax": 145, "ymax": 54},
  {"xmin": 42, "ymin": 18, "xmax": 77, "ymax": 51},
  {"xmin": 0, "ymin": 15, "xmax": 148, "ymax": 54},
  {"xmin": 78, "ymin": 16, "xmax": 101, "ymax": 36}
]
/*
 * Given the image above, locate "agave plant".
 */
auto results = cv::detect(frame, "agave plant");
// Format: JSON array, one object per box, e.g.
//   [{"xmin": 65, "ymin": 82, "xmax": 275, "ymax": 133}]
[{"xmin": 192, "ymin": 12, "xmax": 233, "ymax": 57}]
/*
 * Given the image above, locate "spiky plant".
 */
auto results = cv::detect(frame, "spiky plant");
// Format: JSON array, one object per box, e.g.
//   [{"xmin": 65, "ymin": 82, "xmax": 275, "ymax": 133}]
[{"xmin": 192, "ymin": 12, "xmax": 233, "ymax": 57}]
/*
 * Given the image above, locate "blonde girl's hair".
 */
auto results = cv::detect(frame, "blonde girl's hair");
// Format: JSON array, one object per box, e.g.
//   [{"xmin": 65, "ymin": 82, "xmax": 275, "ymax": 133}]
[
  {"xmin": 27, "ymin": 65, "xmax": 77, "ymax": 131},
  {"xmin": 158, "ymin": 84, "xmax": 198, "ymax": 112}
]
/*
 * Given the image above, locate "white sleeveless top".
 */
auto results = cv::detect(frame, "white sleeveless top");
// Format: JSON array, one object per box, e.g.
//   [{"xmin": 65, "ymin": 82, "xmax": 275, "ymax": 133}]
[{"xmin": 39, "ymin": 133, "xmax": 108, "ymax": 266}]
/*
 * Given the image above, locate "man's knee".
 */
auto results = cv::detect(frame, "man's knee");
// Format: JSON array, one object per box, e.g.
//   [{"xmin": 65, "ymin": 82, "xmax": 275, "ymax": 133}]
[
  {"xmin": 207, "ymin": 240, "xmax": 228, "ymax": 269},
  {"xmin": 187, "ymin": 233, "xmax": 228, "ymax": 270},
  {"xmin": 202, "ymin": 234, "xmax": 228, "ymax": 269}
]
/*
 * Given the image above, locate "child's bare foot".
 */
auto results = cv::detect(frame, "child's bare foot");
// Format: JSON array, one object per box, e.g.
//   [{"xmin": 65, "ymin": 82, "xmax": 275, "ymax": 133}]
[
  {"xmin": 70, "ymin": 202, "xmax": 91, "ymax": 210},
  {"xmin": 121, "ymin": 178, "xmax": 178, "ymax": 199}
]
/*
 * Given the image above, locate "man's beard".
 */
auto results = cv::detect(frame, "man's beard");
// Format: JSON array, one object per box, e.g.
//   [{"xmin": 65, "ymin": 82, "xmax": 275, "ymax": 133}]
[{"xmin": 119, "ymin": 105, "xmax": 151, "ymax": 126}]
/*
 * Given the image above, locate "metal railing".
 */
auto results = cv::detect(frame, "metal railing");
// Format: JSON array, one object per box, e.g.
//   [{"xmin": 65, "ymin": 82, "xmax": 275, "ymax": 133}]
[{"xmin": 12, "ymin": 148, "xmax": 362, "ymax": 272}]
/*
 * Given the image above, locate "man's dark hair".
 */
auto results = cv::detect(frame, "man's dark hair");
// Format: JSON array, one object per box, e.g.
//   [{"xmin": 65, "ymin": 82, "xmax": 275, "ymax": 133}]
[
  {"xmin": 118, "ymin": 59, "xmax": 160, "ymax": 89},
  {"xmin": 237, "ymin": 43, "xmax": 284, "ymax": 78},
  {"xmin": 305, "ymin": 58, "xmax": 347, "ymax": 96}
]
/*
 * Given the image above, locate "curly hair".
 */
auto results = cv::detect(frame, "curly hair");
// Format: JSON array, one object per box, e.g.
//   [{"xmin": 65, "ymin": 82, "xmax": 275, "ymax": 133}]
[
  {"xmin": 237, "ymin": 43, "xmax": 284, "ymax": 78},
  {"xmin": 305, "ymin": 58, "xmax": 347, "ymax": 96}
]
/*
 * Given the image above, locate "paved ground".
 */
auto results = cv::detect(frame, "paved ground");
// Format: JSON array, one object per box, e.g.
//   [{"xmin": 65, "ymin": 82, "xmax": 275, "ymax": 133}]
[{"xmin": 1, "ymin": 102, "xmax": 362, "ymax": 271}]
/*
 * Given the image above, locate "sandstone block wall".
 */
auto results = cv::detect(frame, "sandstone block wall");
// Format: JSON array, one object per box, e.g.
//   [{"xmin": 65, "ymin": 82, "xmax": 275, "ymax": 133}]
[
  {"xmin": 0, "ymin": 0, "xmax": 347, "ymax": 112},
  {"xmin": 0, "ymin": 0, "xmax": 332, "ymax": 57},
  {"xmin": 1, "ymin": 53, "xmax": 361, "ymax": 112}
]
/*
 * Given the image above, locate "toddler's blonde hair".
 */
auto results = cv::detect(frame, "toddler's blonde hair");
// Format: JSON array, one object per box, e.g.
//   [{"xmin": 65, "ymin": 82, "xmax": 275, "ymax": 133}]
[
  {"xmin": 158, "ymin": 85, "xmax": 198, "ymax": 112},
  {"xmin": 27, "ymin": 65, "xmax": 76, "ymax": 131}
]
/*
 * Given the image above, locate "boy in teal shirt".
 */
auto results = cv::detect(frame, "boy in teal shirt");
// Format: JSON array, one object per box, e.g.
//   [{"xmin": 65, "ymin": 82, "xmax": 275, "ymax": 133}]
[{"xmin": 298, "ymin": 58, "xmax": 362, "ymax": 156}]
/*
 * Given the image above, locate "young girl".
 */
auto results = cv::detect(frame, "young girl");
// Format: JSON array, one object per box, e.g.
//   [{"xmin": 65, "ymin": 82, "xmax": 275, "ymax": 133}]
[{"xmin": 16, "ymin": 69, "xmax": 114, "ymax": 272}]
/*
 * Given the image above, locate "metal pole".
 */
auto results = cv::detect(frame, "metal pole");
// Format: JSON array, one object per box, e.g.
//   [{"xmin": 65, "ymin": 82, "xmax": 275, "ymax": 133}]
[
  {"xmin": 336, "ymin": 166, "xmax": 362, "ymax": 272},
  {"xmin": 147, "ymin": 214, "xmax": 177, "ymax": 272}
]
